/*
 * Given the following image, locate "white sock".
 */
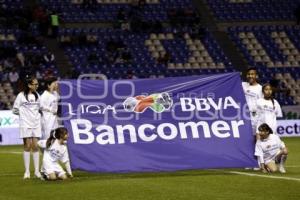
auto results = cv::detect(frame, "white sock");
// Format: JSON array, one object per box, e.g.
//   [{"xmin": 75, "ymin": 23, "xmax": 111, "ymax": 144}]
[
  {"xmin": 23, "ymin": 151, "xmax": 30, "ymax": 173},
  {"xmin": 40, "ymin": 149, "xmax": 44, "ymax": 173},
  {"xmin": 40, "ymin": 163, "xmax": 44, "ymax": 173},
  {"xmin": 32, "ymin": 151, "xmax": 40, "ymax": 173},
  {"xmin": 280, "ymin": 155, "xmax": 287, "ymax": 165}
]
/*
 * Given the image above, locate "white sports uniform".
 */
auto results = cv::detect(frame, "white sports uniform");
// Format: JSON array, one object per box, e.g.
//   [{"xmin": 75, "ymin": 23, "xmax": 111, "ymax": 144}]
[
  {"xmin": 254, "ymin": 134, "xmax": 285, "ymax": 164},
  {"xmin": 13, "ymin": 92, "xmax": 41, "ymax": 138},
  {"xmin": 38, "ymin": 139, "xmax": 69, "ymax": 177},
  {"xmin": 256, "ymin": 98, "xmax": 282, "ymax": 134},
  {"xmin": 242, "ymin": 82, "xmax": 263, "ymax": 135},
  {"xmin": 40, "ymin": 90, "xmax": 59, "ymax": 139}
]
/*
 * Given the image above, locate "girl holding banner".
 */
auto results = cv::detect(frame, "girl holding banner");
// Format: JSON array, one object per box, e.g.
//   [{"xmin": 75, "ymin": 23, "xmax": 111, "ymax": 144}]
[
  {"xmin": 40, "ymin": 77, "xmax": 59, "ymax": 139},
  {"xmin": 255, "ymin": 123, "xmax": 288, "ymax": 173},
  {"xmin": 13, "ymin": 75, "xmax": 42, "ymax": 179},
  {"xmin": 38, "ymin": 127, "xmax": 73, "ymax": 180},
  {"xmin": 242, "ymin": 68, "xmax": 263, "ymax": 136}
]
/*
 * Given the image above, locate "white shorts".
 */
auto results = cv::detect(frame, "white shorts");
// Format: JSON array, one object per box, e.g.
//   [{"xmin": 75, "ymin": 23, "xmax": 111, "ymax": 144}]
[
  {"xmin": 20, "ymin": 127, "xmax": 41, "ymax": 138},
  {"xmin": 42, "ymin": 160, "xmax": 66, "ymax": 178}
]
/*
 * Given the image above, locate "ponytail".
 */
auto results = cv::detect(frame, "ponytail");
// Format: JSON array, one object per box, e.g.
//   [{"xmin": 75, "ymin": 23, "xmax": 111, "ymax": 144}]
[
  {"xmin": 46, "ymin": 130, "xmax": 56, "ymax": 149},
  {"xmin": 46, "ymin": 127, "xmax": 68, "ymax": 149},
  {"xmin": 271, "ymin": 98, "xmax": 275, "ymax": 110}
]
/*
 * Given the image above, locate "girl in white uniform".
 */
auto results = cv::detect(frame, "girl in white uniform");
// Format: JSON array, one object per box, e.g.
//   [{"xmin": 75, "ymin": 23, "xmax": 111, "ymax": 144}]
[
  {"xmin": 242, "ymin": 68, "xmax": 263, "ymax": 135},
  {"xmin": 13, "ymin": 75, "xmax": 42, "ymax": 179},
  {"xmin": 38, "ymin": 127, "xmax": 73, "ymax": 180},
  {"xmin": 255, "ymin": 123, "xmax": 288, "ymax": 173},
  {"xmin": 40, "ymin": 77, "xmax": 59, "ymax": 139},
  {"xmin": 256, "ymin": 83, "xmax": 283, "ymax": 134}
]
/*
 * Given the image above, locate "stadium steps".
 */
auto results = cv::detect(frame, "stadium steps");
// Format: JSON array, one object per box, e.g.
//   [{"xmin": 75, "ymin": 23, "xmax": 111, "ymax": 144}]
[
  {"xmin": 44, "ymin": 38, "xmax": 72, "ymax": 77},
  {"xmin": 193, "ymin": 0, "xmax": 249, "ymax": 74},
  {"xmin": 192, "ymin": 0, "xmax": 217, "ymax": 29},
  {"xmin": 212, "ymin": 30, "xmax": 249, "ymax": 74}
]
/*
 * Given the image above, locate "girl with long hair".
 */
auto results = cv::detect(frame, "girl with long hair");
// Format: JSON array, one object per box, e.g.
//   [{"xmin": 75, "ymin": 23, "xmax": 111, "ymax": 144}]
[
  {"xmin": 13, "ymin": 75, "xmax": 42, "ymax": 179},
  {"xmin": 256, "ymin": 83, "xmax": 283, "ymax": 135}
]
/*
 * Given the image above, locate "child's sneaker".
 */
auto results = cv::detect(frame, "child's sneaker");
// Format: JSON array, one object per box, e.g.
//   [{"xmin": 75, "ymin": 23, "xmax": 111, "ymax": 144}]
[
  {"xmin": 34, "ymin": 171, "xmax": 42, "ymax": 178},
  {"xmin": 23, "ymin": 172, "xmax": 30, "ymax": 179},
  {"xmin": 279, "ymin": 164, "xmax": 286, "ymax": 173}
]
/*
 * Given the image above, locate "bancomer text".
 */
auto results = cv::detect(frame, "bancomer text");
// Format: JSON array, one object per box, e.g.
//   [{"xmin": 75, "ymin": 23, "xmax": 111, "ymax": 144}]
[{"xmin": 70, "ymin": 96, "xmax": 245, "ymax": 145}]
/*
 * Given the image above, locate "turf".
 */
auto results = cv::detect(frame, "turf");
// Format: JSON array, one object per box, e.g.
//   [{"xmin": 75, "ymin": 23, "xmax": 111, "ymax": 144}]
[{"xmin": 0, "ymin": 138, "xmax": 299, "ymax": 200}]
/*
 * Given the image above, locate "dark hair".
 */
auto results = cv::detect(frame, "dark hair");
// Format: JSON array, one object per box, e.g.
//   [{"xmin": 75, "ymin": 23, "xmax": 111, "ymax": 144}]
[
  {"xmin": 245, "ymin": 67, "xmax": 259, "ymax": 81},
  {"xmin": 246, "ymin": 67, "xmax": 258, "ymax": 73},
  {"xmin": 46, "ymin": 127, "xmax": 68, "ymax": 149},
  {"xmin": 262, "ymin": 83, "xmax": 275, "ymax": 109},
  {"xmin": 24, "ymin": 75, "xmax": 39, "ymax": 101},
  {"xmin": 258, "ymin": 123, "xmax": 273, "ymax": 134},
  {"xmin": 45, "ymin": 77, "xmax": 58, "ymax": 91}
]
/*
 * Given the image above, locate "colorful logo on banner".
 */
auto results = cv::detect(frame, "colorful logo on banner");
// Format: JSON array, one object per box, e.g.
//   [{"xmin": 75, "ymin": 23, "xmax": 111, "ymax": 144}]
[
  {"xmin": 60, "ymin": 73, "xmax": 257, "ymax": 172},
  {"xmin": 123, "ymin": 93, "xmax": 173, "ymax": 113}
]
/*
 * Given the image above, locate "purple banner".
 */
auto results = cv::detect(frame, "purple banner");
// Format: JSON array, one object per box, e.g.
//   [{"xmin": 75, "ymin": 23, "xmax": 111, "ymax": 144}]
[{"xmin": 60, "ymin": 73, "xmax": 256, "ymax": 172}]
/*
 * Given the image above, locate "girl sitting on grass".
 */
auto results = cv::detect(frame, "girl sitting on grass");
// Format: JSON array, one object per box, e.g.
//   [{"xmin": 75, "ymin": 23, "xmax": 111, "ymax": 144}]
[
  {"xmin": 255, "ymin": 123, "xmax": 288, "ymax": 173},
  {"xmin": 38, "ymin": 127, "xmax": 73, "ymax": 180}
]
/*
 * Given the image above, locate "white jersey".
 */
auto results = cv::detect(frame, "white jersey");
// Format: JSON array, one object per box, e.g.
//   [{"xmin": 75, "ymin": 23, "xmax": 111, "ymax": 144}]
[
  {"xmin": 242, "ymin": 82, "xmax": 263, "ymax": 113},
  {"xmin": 255, "ymin": 134, "xmax": 285, "ymax": 164},
  {"xmin": 40, "ymin": 90, "xmax": 59, "ymax": 139},
  {"xmin": 256, "ymin": 98, "xmax": 282, "ymax": 134},
  {"xmin": 13, "ymin": 92, "xmax": 41, "ymax": 128},
  {"xmin": 38, "ymin": 139, "xmax": 69, "ymax": 163}
]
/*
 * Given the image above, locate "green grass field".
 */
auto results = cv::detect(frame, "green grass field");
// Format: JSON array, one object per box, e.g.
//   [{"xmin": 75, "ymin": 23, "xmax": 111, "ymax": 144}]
[{"xmin": 0, "ymin": 138, "xmax": 299, "ymax": 200}]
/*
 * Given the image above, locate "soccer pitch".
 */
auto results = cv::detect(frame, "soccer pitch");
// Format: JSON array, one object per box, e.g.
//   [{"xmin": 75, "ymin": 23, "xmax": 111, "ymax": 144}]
[{"xmin": 0, "ymin": 138, "xmax": 299, "ymax": 200}]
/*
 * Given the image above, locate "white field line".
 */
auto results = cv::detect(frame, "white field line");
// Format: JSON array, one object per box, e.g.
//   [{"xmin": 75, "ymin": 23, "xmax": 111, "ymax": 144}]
[
  {"xmin": 0, "ymin": 173, "xmax": 21, "ymax": 177},
  {"xmin": 286, "ymin": 165, "xmax": 300, "ymax": 168},
  {"xmin": 0, "ymin": 151, "xmax": 23, "ymax": 154},
  {"xmin": 228, "ymin": 171, "xmax": 300, "ymax": 182}
]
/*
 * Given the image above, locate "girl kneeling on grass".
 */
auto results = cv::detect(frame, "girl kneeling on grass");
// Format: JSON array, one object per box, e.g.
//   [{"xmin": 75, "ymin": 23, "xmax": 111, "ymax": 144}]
[
  {"xmin": 38, "ymin": 127, "xmax": 73, "ymax": 180},
  {"xmin": 255, "ymin": 123, "xmax": 288, "ymax": 173}
]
